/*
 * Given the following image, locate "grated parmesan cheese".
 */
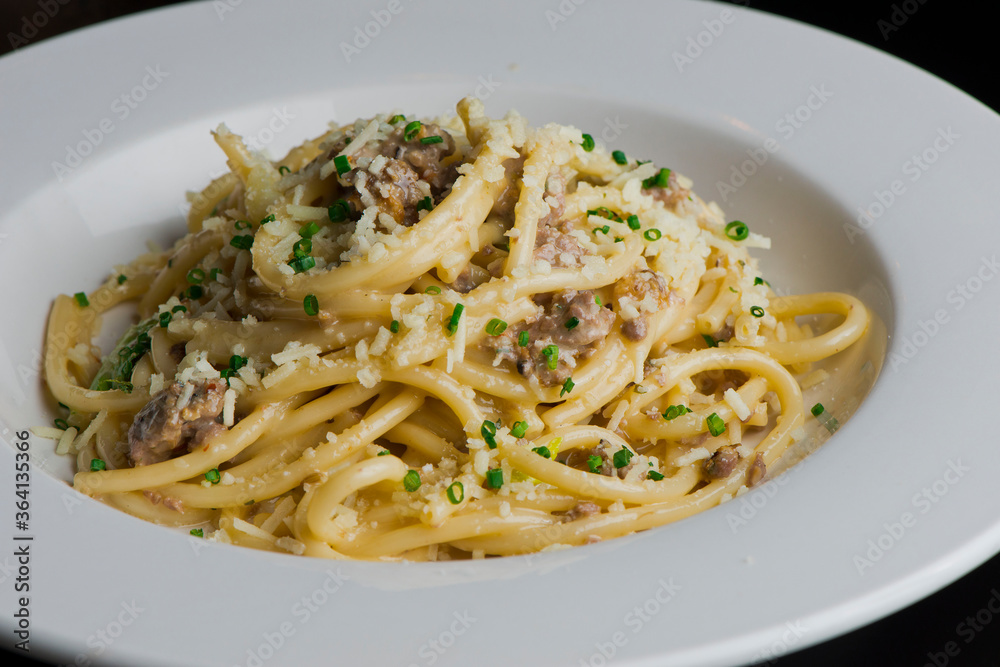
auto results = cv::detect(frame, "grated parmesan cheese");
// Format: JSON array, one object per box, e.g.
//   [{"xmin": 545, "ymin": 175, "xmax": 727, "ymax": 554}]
[{"xmin": 724, "ymin": 388, "xmax": 751, "ymax": 421}]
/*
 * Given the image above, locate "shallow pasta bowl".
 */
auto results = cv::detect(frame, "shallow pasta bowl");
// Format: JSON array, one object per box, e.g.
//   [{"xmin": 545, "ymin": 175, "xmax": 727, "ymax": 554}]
[{"xmin": 1, "ymin": 1, "xmax": 999, "ymax": 666}]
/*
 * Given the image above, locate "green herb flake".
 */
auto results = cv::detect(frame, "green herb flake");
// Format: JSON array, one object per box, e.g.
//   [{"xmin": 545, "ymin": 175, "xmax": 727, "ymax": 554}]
[
  {"xmin": 485, "ymin": 468, "xmax": 504, "ymax": 489},
  {"xmin": 446, "ymin": 481, "xmax": 464, "ymax": 504},
  {"xmin": 706, "ymin": 413, "xmax": 726, "ymax": 437},
  {"xmin": 612, "ymin": 447, "xmax": 633, "ymax": 468},
  {"xmin": 303, "ymin": 294, "xmax": 319, "ymax": 316},
  {"xmin": 403, "ymin": 470, "xmax": 421, "ymax": 492}
]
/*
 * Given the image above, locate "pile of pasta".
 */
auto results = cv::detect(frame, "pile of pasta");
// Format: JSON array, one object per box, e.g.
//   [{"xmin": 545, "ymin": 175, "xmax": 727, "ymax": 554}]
[{"xmin": 43, "ymin": 97, "xmax": 869, "ymax": 560}]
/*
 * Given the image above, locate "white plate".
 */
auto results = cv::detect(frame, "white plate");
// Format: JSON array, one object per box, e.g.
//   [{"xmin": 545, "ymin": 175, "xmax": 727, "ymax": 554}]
[{"xmin": 2, "ymin": 1, "xmax": 999, "ymax": 665}]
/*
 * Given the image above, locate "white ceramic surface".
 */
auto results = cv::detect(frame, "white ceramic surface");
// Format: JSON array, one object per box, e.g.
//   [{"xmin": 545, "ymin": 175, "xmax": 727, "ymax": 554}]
[{"xmin": 1, "ymin": 1, "xmax": 999, "ymax": 665}]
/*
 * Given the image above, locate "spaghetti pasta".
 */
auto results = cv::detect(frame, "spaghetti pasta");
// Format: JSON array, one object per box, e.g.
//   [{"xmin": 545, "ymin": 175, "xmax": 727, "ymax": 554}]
[{"xmin": 42, "ymin": 98, "xmax": 871, "ymax": 560}]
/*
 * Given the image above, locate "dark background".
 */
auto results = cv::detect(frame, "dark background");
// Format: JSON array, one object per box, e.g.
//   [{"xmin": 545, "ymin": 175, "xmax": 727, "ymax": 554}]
[{"xmin": 2, "ymin": 1, "xmax": 997, "ymax": 666}]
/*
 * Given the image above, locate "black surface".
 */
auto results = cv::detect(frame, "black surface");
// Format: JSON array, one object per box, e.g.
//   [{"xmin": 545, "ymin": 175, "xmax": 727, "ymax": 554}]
[{"xmin": 2, "ymin": 1, "xmax": 998, "ymax": 666}]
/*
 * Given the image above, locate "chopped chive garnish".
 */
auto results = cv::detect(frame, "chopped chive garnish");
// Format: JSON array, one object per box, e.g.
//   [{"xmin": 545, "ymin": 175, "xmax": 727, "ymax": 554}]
[
  {"xmin": 485, "ymin": 318, "xmax": 507, "ymax": 336},
  {"xmin": 416, "ymin": 196, "xmax": 433, "ymax": 212},
  {"xmin": 328, "ymin": 199, "xmax": 351, "ymax": 222},
  {"xmin": 303, "ymin": 294, "xmax": 319, "ymax": 316},
  {"xmin": 750, "ymin": 306, "xmax": 765, "ymax": 318},
  {"xmin": 446, "ymin": 481, "xmax": 464, "ymax": 504},
  {"xmin": 485, "ymin": 468, "xmax": 503, "ymax": 489},
  {"xmin": 205, "ymin": 468, "xmax": 221, "ymax": 484},
  {"xmin": 588, "ymin": 207, "xmax": 621, "ymax": 221},
  {"xmin": 334, "ymin": 154, "xmax": 351, "ymax": 176},
  {"xmin": 725, "ymin": 220, "xmax": 749, "ymax": 241},
  {"xmin": 644, "ymin": 229, "xmax": 662, "ymax": 241},
  {"xmin": 390, "ymin": 320, "xmax": 400, "ymax": 333},
  {"xmin": 565, "ymin": 317, "xmax": 580, "ymax": 330},
  {"xmin": 190, "ymin": 528, "xmax": 204, "ymax": 537},
  {"xmin": 518, "ymin": 331, "xmax": 529, "ymax": 347},
  {"xmin": 260, "ymin": 214, "xmax": 276, "ymax": 225},
  {"xmin": 702, "ymin": 334, "xmax": 718, "ymax": 348},
  {"xmin": 446, "ymin": 303, "xmax": 464, "ymax": 336},
  {"xmin": 172, "ymin": 305, "xmax": 187, "ymax": 313},
  {"xmin": 388, "ymin": 114, "xmax": 406, "ymax": 124},
  {"xmin": 753, "ymin": 276, "xmax": 765, "ymax": 286},
  {"xmin": 642, "ymin": 168, "xmax": 671, "ymax": 189},
  {"xmin": 299, "ymin": 221, "xmax": 320, "ymax": 238},
  {"xmin": 74, "ymin": 292, "xmax": 89, "ymax": 307},
  {"xmin": 229, "ymin": 355, "xmax": 248, "ymax": 371},
  {"xmin": 230, "ymin": 235, "xmax": 254, "ymax": 250},
  {"xmin": 580, "ymin": 133, "xmax": 595, "ymax": 151},
  {"xmin": 627, "ymin": 214, "xmax": 641, "ymax": 230},
  {"xmin": 663, "ymin": 405, "xmax": 692, "ymax": 420},
  {"xmin": 278, "ymin": 165, "xmax": 290, "ymax": 175},
  {"xmin": 587, "ymin": 455, "xmax": 603, "ymax": 474},
  {"xmin": 289, "ymin": 256, "xmax": 316, "ymax": 273},
  {"xmin": 811, "ymin": 403, "xmax": 825, "ymax": 417},
  {"xmin": 234, "ymin": 220, "xmax": 252, "ymax": 230},
  {"xmin": 510, "ymin": 421, "xmax": 529, "ymax": 438},
  {"xmin": 158, "ymin": 312, "xmax": 172, "ymax": 328},
  {"xmin": 185, "ymin": 285, "xmax": 204, "ymax": 300},
  {"xmin": 90, "ymin": 458, "xmax": 106, "ymax": 472},
  {"xmin": 403, "ymin": 120, "xmax": 422, "ymax": 141},
  {"xmin": 376, "ymin": 449, "xmax": 390, "ymax": 456},
  {"xmin": 592, "ymin": 225, "xmax": 611, "ymax": 235},
  {"xmin": 425, "ymin": 285, "xmax": 441, "ymax": 295},
  {"xmin": 729, "ymin": 286, "xmax": 738, "ymax": 293},
  {"xmin": 54, "ymin": 418, "xmax": 69, "ymax": 430},
  {"xmin": 560, "ymin": 377, "xmax": 575, "ymax": 397},
  {"xmin": 706, "ymin": 413, "xmax": 726, "ymax": 437},
  {"xmin": 293, "ymin": 238, "xmax": 312, "ymax": 258},
  {"xmin": 541, "ymin": 345, "xmax": 559, "ymax": 370},
  {"xmin": 532, "ymin": 446, "xmax": 551, "ymax": 459},
  {"xmin": 612, "ymin": 447, "xmax": 633, "ymax": 468},
  {"xmin": 612, "ymin": 150, "xmax": 627, "ymax": 165},
  {"xmin": 420, "ymin": 135, "xmax": 444, "ymax": 145},
  {"xmin": 187, "ymin": 268, "xmax": 206, "ymax": 284},
  {"xmin": 595, "ymin": 295, "xmax": 603, "ymax": 306},
  {"xmin": 481, "ymin": 420, "xmax": 498, "ymax": 449},
  {"xmin": 210, "ymin": 268, "xmax": 221, "ymax": 281},
  {"xmin": 403, "ymin": 470, "xmax": 421, "ymax": 492},
  {"xmin": 116, "ymin": 274, "xmax": 127, "ymax": 284},
  {"xmin": 647, "ymin": 470, "xmax": 665, "ymax": 481}
]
